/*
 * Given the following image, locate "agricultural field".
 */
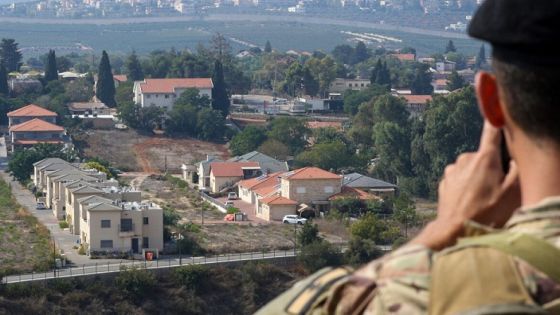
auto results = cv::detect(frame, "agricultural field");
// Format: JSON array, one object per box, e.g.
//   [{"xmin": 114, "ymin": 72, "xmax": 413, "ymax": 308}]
[
  {"xmin": 0, "ymin": 18, "xmax": 480, "ymax": 57},
  {"xmin": 0, "ymin": 178, "xmax": 52, "ymax": 277}
]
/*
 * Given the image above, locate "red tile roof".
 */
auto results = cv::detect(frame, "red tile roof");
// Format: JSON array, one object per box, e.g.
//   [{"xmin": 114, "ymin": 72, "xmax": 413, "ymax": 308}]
[
  {"xmin": 391, "ymin": 53, "xmax": 416, "ymax": 61},
  {"xmin": 139, "ymin": 78, "xmax": 213, "ymax": 94},
  {"xmin": 7, "ymin": 104, "xmax": 57, "ymax": 117},
  {"xmin": 402, "ymin": 95, "xmax": 432, "ymax": 104},
  {"xmin": 307, "ymin": 121, "xmax": 343, "ymax": 130},
  {"xmin": 260, "ymin": 195, "xmax": 298, "ymax": 205},
  {"xmin": 283, "ymin": 167, "xmax": 341, "ymax": 180},
  {"xmin": 329, "ymin": 186, "xmax": 380, "ymax": 201},
  {"xmin": 239, "ymin": 172, "xmax": 282, "ymax": 190},
  {"xmin": 210, "ymin": 162, "xmax": 260, "ymax": 177},
  {"xmin": 9, "ymin": 118, "xmax": 65, "ymax": 132},
  {"xmin": 113, "ymin": 75, "xmax": 128, "ymax": 82}
]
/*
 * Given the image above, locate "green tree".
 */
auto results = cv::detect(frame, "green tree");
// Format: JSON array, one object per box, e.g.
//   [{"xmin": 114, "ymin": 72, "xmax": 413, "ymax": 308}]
[
  {"xmin": 298, "ymin": 222, "xmax": 321, "ymax": 246},
  {"xmin": 197, "ymin": 108, "xmax": 225, "ymax": 141},
  {"xmin": 0, "ymin": 38, "xmax": 22, "ymax": 72},
  {"xmin": 475, "ymin": 44, "xmax": 486, "ymax": 69},
  {"xmin": 44, "ymin": 50, "xmax": 58, "ymax": 82},
  {"xmin": 267, "ymin": 117, "xmax": 309, "ymax": 154},
  {"xmin": 0, "ymin": 63, "xmax": 8, "ymax": 95},
  {"xmin": 373, "ymin": 122, "xmax": 412, "ymax": 183},
  {"xmin": 447, "ymin": 70, "xmax": 466, "ymax": 91},
  {"xmin": 295, "ymin": 141, "xmax": 354, "ymax": 171},
  {"xmin": 84, "ymin": 161, "xmax": 113, "ymax": 178},
  {"xmin": 370, "ymin": 59, "xmax": 383, "ymax": 85},
  {"xmin": 115, "ymin": 81, "xmax": 133, "ymax": 106},
  {"xmin": 8, "ymin": 144, "xmax": 74, "ymax": 183},
  {"xmin": 229, "ymin": 126, "xmax": 267, "ymax": 156},
  {"xmin": 115, "ymin": 267, "xmax": 156, "ymax": 303},
  {"xmin": 96, "ymin": 51, "xmax": 116, "ymax": 107},
  {"xmin": 345, "ymin": 238, "xmax": 383, "ymax": 265},
  {"xmin": 125, "ymin": 51, "xmax": 144, "ymax": 82},
  {"xmin": 298, "ymin": 242, "xmax": 343, "ymax": 272},
  {"xmin": 343, "ymin": 84, "xmax": 388, "ymax": 115},
  {"xmin": 137, "ymin": 106, "xmax": 164, "ymax": 132},
  {"xmin": 332, "ymin": 44, "xmax": 354, "ymax": 65},
  {"xmin": 264, "ymin": 40, "xmax": 272, "ymax": 53},
  {"xmin": 302, "ymin": 66, "xmax": 319, "ymax": 97},
  {"xmin": 351, "ymin": 41, "xmax": 369, "ymax": 65},
  {"xmin": 257, "ymin": 139, "xmax": 291, "ymax": 161},
  {"xmin": 445, "ymin": 40, "xmax": 457, "ymax": 53},
  {"xmin": 284, "ymin": 62, "xmax": 304, "ymax": 96},
  {"xmin": 175, "ymin": 88, "xmax": 211, "ymax": 108},
  {"xmin": 211, "ymin": 60, "xmax": 230, "ymax": 117},
  {"xmin": 411, "ymin": 65, "xmax": 434, "ymax": 94},
  {"xmin": 55, "ymin": 56, "xmax": 72, "ymax": 72},
  {"xmin": 392, "ymin": 193, "xmax": 419, "ymax": 238},
  {"xmin": 375, "ymin": 61, "xmax": 391, "ymax": 90},
  {"xmin": 167, "ymin": 103, "xmax": 198, "ymax": 135}
]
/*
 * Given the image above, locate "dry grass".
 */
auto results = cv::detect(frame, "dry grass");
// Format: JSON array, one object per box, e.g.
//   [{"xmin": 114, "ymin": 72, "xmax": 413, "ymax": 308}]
[{"xmin": 0, "ymin": 179, "xmax": 52, "ymax": 276}]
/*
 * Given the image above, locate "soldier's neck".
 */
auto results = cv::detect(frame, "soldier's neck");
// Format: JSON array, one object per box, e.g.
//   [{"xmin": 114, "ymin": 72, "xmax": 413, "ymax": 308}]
[{"xmin": 515, "ymin": 135, "xmax": 560, "ymax": 207}]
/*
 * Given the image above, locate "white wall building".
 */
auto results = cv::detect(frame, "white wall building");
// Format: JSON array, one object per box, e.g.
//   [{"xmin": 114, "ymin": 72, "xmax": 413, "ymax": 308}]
[{"xmin": 133, "ymin": 78, "xmax": 213, "ymax": 110}]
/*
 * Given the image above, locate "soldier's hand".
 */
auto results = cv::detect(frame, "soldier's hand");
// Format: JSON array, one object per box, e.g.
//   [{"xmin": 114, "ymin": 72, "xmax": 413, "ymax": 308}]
[{"xmin": 413, "ymin": 122, "xmax": 521, "ymax": 250}]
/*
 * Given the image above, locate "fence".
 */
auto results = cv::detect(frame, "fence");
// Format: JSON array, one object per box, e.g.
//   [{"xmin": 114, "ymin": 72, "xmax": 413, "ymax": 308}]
[
  {"xmin": 1, "ymin": 249, "xmax": 297, "ymax": 285},
  {"xmin": 199, "ymin": 191, "xmax": 228, "ymax": 213}
]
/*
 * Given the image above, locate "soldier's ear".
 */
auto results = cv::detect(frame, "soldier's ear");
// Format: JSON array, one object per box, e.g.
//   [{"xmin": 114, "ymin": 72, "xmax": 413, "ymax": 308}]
[{"xmin": 476, "ymin": 71, "xmax": 505, "ymax": 128}]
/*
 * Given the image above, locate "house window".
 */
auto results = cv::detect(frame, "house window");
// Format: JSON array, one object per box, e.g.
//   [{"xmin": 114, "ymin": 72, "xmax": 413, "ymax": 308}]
[
  {"xmin": 143, "ymin": 217, "xmax": 149, "ymax": 225},
  {"xmin": 296, "ymin": 187, "xmax": 306, "ymax": 194},
  {"xmin": 165, "ymin": 94, "xmax": 169, "ymax": 99},
  {"xmin": 324, "ymin": 186, "xmax": 334, "ymax": 194},
  {"xmin": 143, "ymin": 237, "xmax": 149, "ymax": 248},
  {"xmin": 146, "ymin": 94, "xmax": 151, "ymax": 99},
  {"xmin": 120, "ymin": 218, "xmax": 133, "ymax": 232},
  {"xmin": 100, "ymin": 240, "xmax": 113, "ymax": 248},
  {"xmin": 101, "ymin": 219, "xmax": 111, "ymax": 228}
]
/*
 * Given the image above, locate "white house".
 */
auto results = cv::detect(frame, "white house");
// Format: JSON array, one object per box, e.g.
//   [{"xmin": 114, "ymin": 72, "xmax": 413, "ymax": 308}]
[{"xmin": 133, "ymin": 78, "xmax": 213, "ymax": 110}]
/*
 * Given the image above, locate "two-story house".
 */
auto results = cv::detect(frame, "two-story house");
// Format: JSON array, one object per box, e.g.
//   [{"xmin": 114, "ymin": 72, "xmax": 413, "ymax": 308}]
[
  {"xmin": 7, "ymin": 104, "xmax": 57, "ymax": 127},
  {"xmin": 79, "ymin": 198, "xmax": 163, "ymax": 255},
  {"xmin": 133, "ymin": 78, "xmax": 213, "ymax": 110},
  {"xmin": 208, "ymin": 162, "xmax": 261, "ymax": 193},
  {"xmin": 8, "ymin": 118, "xmax": 66, "ymax": 151}
]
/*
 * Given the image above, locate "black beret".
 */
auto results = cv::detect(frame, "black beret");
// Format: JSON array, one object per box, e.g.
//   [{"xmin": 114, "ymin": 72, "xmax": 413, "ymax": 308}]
[{"xmin": 468, "ymin": 0, "xmax": 560, "ymax": 67}]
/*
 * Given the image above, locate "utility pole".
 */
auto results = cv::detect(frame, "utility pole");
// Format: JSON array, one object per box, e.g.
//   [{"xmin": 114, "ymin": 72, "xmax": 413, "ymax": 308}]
[{"xmin": 53, "ymin": 235, "xmax": 57, "ymax": 278}]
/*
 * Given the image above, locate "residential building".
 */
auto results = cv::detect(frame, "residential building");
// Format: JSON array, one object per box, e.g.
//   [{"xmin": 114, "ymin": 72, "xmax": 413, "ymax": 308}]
[
  {"xmin": 329, "ymin": 78, "xmax": 371, "ymax": 93},
  {"xmin": 208, "ymin": 162, "xmax": 261, "ymax": 193},
  {"xmin": 238, "ymin": 172, "xmax": 282, "ymax": 205},
  {"xmin": 7, "ymin": 104, "xmax": 57, "ymax": 127},
  {"xmin": 33, "ymin": 158, "xmax": 75, "ymax": 190},
  {"xmin": 8, "ymin": 118, "xmax": 67, "ymax": 151},
  {"xmin": 436, "ymin": 61, "xmax": 456, "ymax": 72},
  {"xmin": 113, "ymin": 74, "xmax": 127, "ymax": 87},
  {"xmin": 279, "ymin": 167, "xmax": 342, "ymax": 213},
  {"xmin": 133, "ymin": 78, "xmax": 213, "ymax": 110},
  {"xmin": 68, "ymin": 102, "xmax": 110, "ymax": 116},
  {"xmin": 390, "ymin": 53, "xmax": 416, "ymax": 62},
  {"xmin": 79, "ymin": 198, "xmax": 163, "ymax": 255},
  {"xmin": 258, "ymin": 195, "xmax": 298, "ymax": 221},
  {"xmin": 329, "ymin": 186, "xmax": 380, "ymax": 201},
  {"xmin": 227, "ymin": 151, "xmax": 289, "ymax": 174},
  {"xmin": 194, "ymin": 155, "xmax": 223, "ymax": 189},
  {"xmin": 400, "ymin": 95, "xmax": 433, "ymax": 117},
  {"xmin": 342, "ymin": 172, "xmax": 397, "ymax": 197}
]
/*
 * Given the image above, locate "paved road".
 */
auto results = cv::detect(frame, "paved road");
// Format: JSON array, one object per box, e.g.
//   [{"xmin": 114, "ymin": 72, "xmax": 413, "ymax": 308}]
[
  {"xmin": 3, "ymin": 250, "xmax": 296, "ymax": 284},
  {"xmin": 0, "ymin": 137, "xmax": 130, "ymax": 266},
  {"xmin": 0, "ymin": 14, "xmax": 469, "ymax": 39}
]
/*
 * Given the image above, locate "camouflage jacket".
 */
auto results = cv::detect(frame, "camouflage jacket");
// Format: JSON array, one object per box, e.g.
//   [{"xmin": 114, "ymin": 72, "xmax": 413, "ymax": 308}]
[{"xmin": 256, "ymin": 197, "xmax": 560, "ymax": 315}]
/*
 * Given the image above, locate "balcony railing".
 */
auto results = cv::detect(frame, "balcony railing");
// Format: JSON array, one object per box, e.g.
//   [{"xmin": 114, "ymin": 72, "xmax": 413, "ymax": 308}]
[{"xmin": 118, "ymin": 223, "xmax": 135, "ymax": 233}]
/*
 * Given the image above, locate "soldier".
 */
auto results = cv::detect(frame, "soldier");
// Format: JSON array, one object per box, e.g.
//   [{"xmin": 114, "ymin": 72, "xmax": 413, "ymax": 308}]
[{"xmin": 256, "ymin": 1, "xmax": 560, "ymax": 314}]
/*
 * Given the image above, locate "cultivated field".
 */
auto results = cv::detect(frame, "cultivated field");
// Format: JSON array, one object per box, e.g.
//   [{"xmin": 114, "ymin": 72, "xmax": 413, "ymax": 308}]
[
  {"xmin": 76, "ymin": 129, "xmax": 229, "ymax": 173},
  {"xmin": 0, "ymin": 179, "xmax": 52, "ymax": 276}
]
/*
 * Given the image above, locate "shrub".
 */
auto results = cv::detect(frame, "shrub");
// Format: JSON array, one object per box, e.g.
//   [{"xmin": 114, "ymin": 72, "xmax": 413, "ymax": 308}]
[
  {"xmin": 59, "ymin": 221, "xmax": 69, "ymax": 229},
  {"xmin": 297, "ymin": 242, "xmax": 343, "ymax": 273},
  {"xmin": 227, "ymin": 207, "xmax": 239, "ymax": 214},
  {"xmin": 173, "ymin": 265, "xmax": 210, "ymax": 291},
  {"xmin": 115, "ymin": 267, "xmax": 156, "ymax": 302}
]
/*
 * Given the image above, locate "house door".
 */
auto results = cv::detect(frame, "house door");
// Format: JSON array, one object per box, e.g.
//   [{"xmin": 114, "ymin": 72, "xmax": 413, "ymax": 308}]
[{"xmin": 131, "ymin": 238, "xmax": 139, "ymax": 254}]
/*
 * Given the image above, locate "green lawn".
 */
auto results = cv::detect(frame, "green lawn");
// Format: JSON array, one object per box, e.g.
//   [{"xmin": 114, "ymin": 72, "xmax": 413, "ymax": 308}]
[{"xmin": 0, "ymin": 178, "xmax": 52, "ymax": 277}]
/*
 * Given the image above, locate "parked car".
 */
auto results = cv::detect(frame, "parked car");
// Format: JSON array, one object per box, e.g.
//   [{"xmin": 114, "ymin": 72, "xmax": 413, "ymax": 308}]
[
  {"xmin": 227, "ymin": 192, "xmax": 238, "ymax": 200},
  {"xmin": 282, "ymin": 215, "xmax": 307, "ymax": 225},
  {"xmin": 36, "ymin": 202, "xmax": 46, "ymax": 210},
  {"xmin": 224, "ymin": 200, "xmax": 235, "ymax": 207}
]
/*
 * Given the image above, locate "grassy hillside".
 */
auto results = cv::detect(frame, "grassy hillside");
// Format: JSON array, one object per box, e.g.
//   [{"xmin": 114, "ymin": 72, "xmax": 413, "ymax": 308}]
[
  {"xmin": 0, "ymin": 178, "xmax": 52, "ymax": 277},
  {"xmin": 0, "ymin": 263, "xmax": 302, "ymax": 314}
]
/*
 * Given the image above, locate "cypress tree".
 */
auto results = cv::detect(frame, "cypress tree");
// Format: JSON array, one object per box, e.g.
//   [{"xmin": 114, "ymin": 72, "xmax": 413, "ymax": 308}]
[
  {"xmin": 370, "ymin": 59, "xmax": 382, "ymax": 84},
  {"xmin": 475, "ymin": 44, "xmax": 486, "ymax": 69},
  {"xmin": 96, "ymin": 51, "xmax": 116, "ymax": 107},
  {"xmin": 125, "ymin": 51, "xmax": 144, "ymax": 81},
  {"xmin": 445, "ymin": 40, "xmax": 457, "ymax": 53},
  {"xmin": 211, "ymin": 60, "xmax": 229, "ymax": 117},
  {"xmin": 376, "ymin": 61, "xmax": 391, "ymax": 90},
  {"xmin": 264, "ymin": 40, "xmax": 272, "ymax": 53},
  {"xmin": 44, "ymin": 50, "xmax": 58, "ymax": 82},
  {"xmin": 0, "ymin": 63, "xmax": 8, "ymax": 95}
]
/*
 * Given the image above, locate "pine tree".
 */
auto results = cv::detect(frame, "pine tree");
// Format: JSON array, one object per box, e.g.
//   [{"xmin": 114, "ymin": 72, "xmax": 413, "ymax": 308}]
[
  {"xmin": 370, "ymin": 59, "xmax": 382, "ymax": 84},
  {"xmin": 445, "ymin": 40, "xmax": 457, "ymax": 53},
  {"xmin": 96, "ymin": 51, "xmax": 116, "ymax": 107},
  {"xmin": 0, "ymin": 38, "xmax": 22, "ymax": 72},
  {"xmin": 0, "ymin": 63, "xmax": 8, "ymax": 95},
  {"xmin": 264, "ymin": 40, "xmax": 272, "ymax": 53},
  {"xmin": 125, "ymin": 51, "xmax": 144, "ymax": 82},
  {"xmin": 44, "ymin": 50, "xmax": 58, "ymax": 82},
  {"xmin": 211, "ymin": 60, "xmax": 229, "ymax": 117},
  {"xmin": 302, "ymin": 66, "xmax": 319, "ymax": 97},
  {"xmin": 475, "ymin": 44, "xmax": 486, "ymax": 69},
  {"xmin": 352, "ymin": 41, "xmax": 369, "ymax": 64},
  {"xmin": 447, "ymin": 70, "xmax": 465, "ymax": 91}
]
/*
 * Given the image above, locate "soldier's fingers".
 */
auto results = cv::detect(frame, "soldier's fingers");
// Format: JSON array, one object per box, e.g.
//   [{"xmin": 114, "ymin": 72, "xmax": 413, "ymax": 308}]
[{"xmin": 478, "ymin": 121, "xmax": 501, "ymax": 154}]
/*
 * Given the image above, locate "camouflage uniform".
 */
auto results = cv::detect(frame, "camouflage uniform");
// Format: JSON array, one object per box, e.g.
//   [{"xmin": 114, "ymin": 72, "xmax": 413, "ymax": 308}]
[{"xmin": 256, "ymin": 197, "xmax": 560, "ymax": 315}]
